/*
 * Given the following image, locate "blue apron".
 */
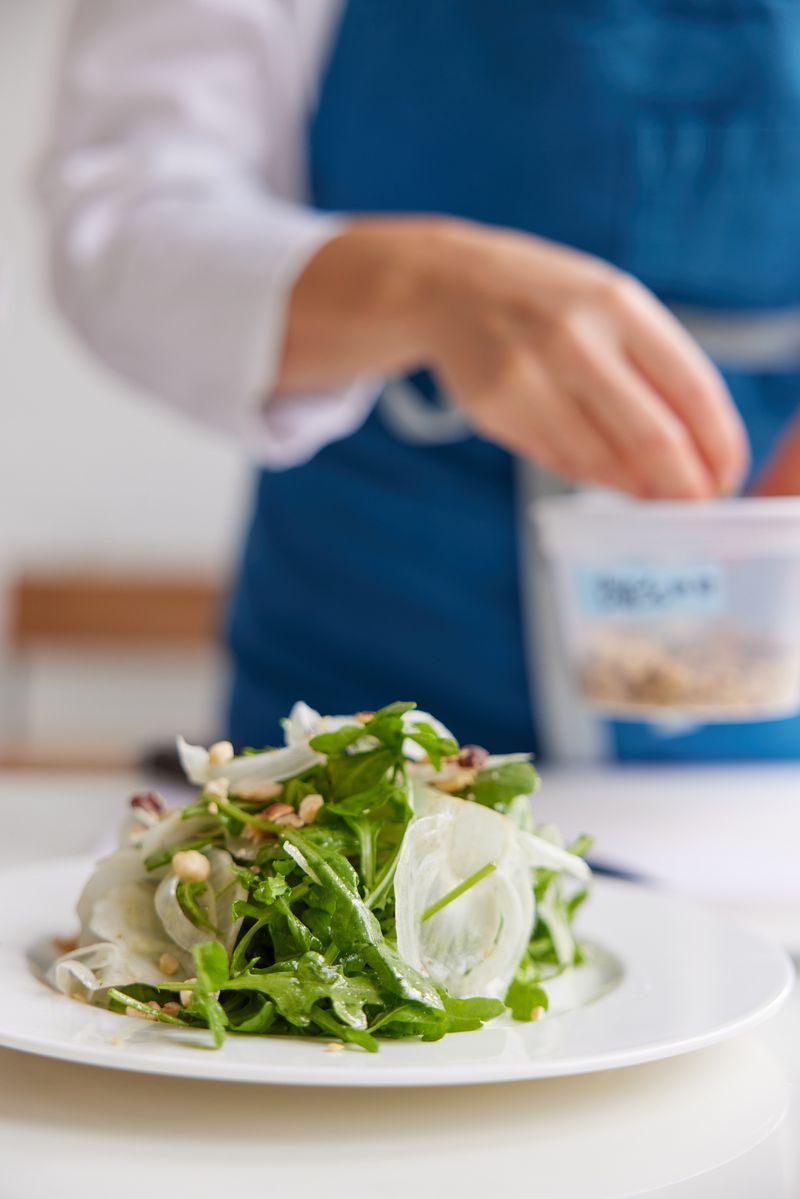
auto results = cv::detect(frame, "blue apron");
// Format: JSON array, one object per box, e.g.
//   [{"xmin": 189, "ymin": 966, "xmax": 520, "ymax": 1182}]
[{"xmin": 228, "ymin": 0, "xmax": 800, "ymax": 760}]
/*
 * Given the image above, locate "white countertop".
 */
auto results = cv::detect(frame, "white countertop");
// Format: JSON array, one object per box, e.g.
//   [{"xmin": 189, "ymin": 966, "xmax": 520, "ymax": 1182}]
[{"xmin": 1, "ymin": 768, "xmax": 798, "ymax": 1199}]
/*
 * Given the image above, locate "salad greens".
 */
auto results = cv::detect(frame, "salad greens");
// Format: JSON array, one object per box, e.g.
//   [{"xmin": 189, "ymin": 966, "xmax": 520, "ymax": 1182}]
[{"xmin": 53, "ymin": 702, "xmax": 592, "ymax": 1052}]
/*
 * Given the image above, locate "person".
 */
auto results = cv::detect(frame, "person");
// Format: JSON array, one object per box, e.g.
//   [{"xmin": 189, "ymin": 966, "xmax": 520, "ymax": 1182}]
[{"xmin": 40, "ymin": 0, "xmax": 800, "ymax": 760}]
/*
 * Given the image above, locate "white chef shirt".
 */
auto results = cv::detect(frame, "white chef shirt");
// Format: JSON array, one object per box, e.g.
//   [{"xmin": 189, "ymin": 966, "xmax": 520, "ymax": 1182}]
[{"xmin": 39, "ymin": 0, "xmax": 381, "ymax": 468}]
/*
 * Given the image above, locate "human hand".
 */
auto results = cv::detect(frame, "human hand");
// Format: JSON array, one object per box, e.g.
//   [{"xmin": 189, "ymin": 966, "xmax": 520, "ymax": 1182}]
[
  {"xmin": 418, "ymin": 221, "xmax": 748, "ymax": 498},
  {"xmin": 279, "ymin": 218, "xmax": 749, "ymax": 498}
]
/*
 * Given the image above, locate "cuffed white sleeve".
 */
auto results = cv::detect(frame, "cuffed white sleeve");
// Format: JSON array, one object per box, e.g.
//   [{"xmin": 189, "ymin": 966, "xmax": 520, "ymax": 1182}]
[{"xmin": 38, "ymin": 0, "xmax": 380, "ymax": 467}]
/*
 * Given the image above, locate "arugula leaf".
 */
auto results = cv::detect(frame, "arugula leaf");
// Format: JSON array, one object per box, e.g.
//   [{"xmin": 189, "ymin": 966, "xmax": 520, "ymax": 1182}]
[
  {"xmin": 438, "ymin": 991, "xmax": 506, "ymax": 1032},
  {"xmin": 362, "ymin": 943, "xmax": 444, "ymax": 1010},
  {"xmin": 223, "ymin": 952, "xmax": 381, "ymax": 1034},
  {"xmin": 187, "ymin": 942, "xmax": 230, "ymax": 1048},
  {"xmin": 177, "ymin": 881, "xmax": 221, "ymax": 934},
  {"xmin": 325, "ymin": 747, "xmax": 396, "ymax": 799},
  {"xmin": 505, "ymin": 974, "xmax": 550, "ymax": 1023},
  {"xmin": 227, "ymin": 996, "xmax": 277, "ymax": 1034},
  {"xmin": 371, "ymin": 701, "xmax": 417, "ymax": 719},
  {"xmin": 405, "ymin": 722, "xmax": 459, "ymax": 770},
  {"xmin": 462, "ymin": 761, "xmax": 540, "ymax": 813},
  {"xmin": 310, "ymin": 1003, "xmax": 378, "ymax": 1052},
  {"xmin": 193, "ymin": 991, "xmax": 228, "ymax": 1048},
  {"xmin": 309, "ymin": 725, "xmax": 365, "ymax": 755},
  {"xmin": 325, "ymin": 780, "xmax": 402, "ymax": 818},
  {"xmin": 194, "ymin": 940, "xmax": 229, "ymax": 992},
  {"xmin": 253, "ymin": 874, "xmax": 289, "ymax": 904}
]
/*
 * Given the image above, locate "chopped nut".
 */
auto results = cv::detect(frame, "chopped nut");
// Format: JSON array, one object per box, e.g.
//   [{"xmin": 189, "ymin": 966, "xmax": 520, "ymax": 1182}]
[
  {"xmin": 298, "ymin": 793, "xmax": 324, "ymax": 825},
  {"xmin": 262, "ymin": 802, "xmax": 295, "ymax": 823},
  {"xmin": 325, "ymin": 1041, "xmax": 345, "ymax": 1055},
  {"xmin": 129, "ymin": 791, "xmax": 165, "ymax": 816},
  {"xmin": 457, "ymin": 745, "xmax": 489, "ymax": 769},
  {"xmin": 208, "ymin": 740, "xmax": 234, "ymax": 766},
  {"xmin": 207, "ymin": 801, "xmax": 219, "ymax": 815},
  {"xmin": 233, "ymin": 780, "xmax": 284, "ymax": 802},
  {"xmin": 172, "ymin": 850, "xmax": 211, "ymax": 883},
  {"xmin": 435, "ymin": 766, "xmax": 476, "ymax": 794},
  {"xmin": 261, "ymin": 802, "xmax": 305, "ymax": 829},
  {"xmin": 162, "ymin": 1002, "xmax": 182, "ymax": 1018},
  {"xmin": 530, "ymin": 1006, "xmax": 545, "ymax": 1022},
  {"xmin": 147, "ymin": 1000, "xmax": 162, "ymax": 1012},
  {"xmin": 579, "ymin": 628, "xmax": 795, "ymax": 713},
  {"xmin": 159, "ymin": 952, "xmax": 179, "ymax": 977},
  {"xmin": 279, "ymin": 813, "xmax": 304, "ymax": 828},
  {"xmin": 355, "ymin": 711, "xmax": 374, "ymax": 724},
  {"xmin": 53, "ymin": 934, "xmax": 79, "ymax": 955},
  {"xmin": 204, "ymin": 777, "xmax": 229, "ymax": 800}
]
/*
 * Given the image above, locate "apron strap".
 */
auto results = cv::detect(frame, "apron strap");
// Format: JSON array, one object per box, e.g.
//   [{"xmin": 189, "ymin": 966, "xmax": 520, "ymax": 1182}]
[{"xmin": 674, "ymin": 305, "xmax": 800, "ymax": 371}]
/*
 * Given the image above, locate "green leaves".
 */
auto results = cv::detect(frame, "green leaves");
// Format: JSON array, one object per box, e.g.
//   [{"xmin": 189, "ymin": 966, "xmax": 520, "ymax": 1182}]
[
  {"xmin": 253, "ymin": 874, "xmax": 289, "ymax": 905},
  {"xmin": 462, "ymin": 760, "xmax": 540, "ymax": 813},
  {"xmin": 309, "ymin": 725, "xmax": 366, "ymax": 755},
  {"xmin": 189, "ymin": 942, "xmax": 231, "ymax": 1048},
  {"xmin": 130, "ymin": 701, "xmax": 590, "ymax": 1053},
  {"xmin": 505, "ymin": 974, "xmax": 550, "ymax": 1023},
  {"xmin": 438, "ymin": 992, "xmax": 506, "ymax": 1033},
  {"xmin": 177, "ymin": 881, "xmax": 220, "ymax": 934},
  {"xmin": 195, "ymin": 940, "xmax": 229, "ymax": 991},
  {"xmin": 404, "ymin": 722, "xmax": 458, "ymax": 770}
]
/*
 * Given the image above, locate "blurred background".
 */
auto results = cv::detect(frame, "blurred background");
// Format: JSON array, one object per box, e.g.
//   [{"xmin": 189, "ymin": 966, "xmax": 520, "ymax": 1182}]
[{"xmin": 0, "ymin": 1, "xmax": 248, "ymax": 770}]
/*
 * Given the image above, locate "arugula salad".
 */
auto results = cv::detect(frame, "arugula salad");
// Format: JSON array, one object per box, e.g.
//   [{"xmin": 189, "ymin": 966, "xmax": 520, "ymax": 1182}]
[{"xmin": 52, "ymin": 702, "xmax": 592, "ymax": 1051}]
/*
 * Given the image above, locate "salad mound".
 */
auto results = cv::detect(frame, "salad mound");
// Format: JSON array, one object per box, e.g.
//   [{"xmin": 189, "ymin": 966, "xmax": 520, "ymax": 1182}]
[{"xmin": 52, "ymin": 702, "xmax": 592, "ymax": 1051}]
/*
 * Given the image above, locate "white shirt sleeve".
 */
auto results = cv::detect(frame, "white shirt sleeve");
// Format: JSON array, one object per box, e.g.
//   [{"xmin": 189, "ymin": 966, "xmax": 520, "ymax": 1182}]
[{"xmin": 38, "ymin": 0, "xmax": 380, "ymax": 468}]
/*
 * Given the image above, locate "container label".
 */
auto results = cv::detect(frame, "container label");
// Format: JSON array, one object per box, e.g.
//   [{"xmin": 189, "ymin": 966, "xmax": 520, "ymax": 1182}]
[{"xmin": 575, "ymin": 563, "xmax": 726, "ymax": 618}]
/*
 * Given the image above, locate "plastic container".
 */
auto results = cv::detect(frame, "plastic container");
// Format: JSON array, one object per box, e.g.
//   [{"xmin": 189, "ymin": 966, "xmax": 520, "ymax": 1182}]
[{"xmin": 534, "ymin": 494, "xmax": 800, "ymax": 723}]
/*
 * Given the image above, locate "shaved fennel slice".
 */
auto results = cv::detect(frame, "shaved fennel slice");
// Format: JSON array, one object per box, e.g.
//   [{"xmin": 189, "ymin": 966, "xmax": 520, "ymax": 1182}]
[
  {"xmin": 207, "ymin": 848, "xmax": 247, "ymax": 950},
  {"xmin": 155, "ymin": 873, "xmax": 215, "ymax": 952},
  {"xmin": 538, "ymin": 884, "xmax": 578, "ymax": 967},
  {"xmin": 177, "ymin": 735, "xmax": 323, "ymax": 787},
  {"xmin": 518, "ymin": 831, "xmax": 591, "ymax": 881},
  {"xmin": 52, "ymin": 943, "xmax": 136, "ymax": 1002},
  {"xmin": 283, "ymin": 701, "xmax": 322, "ymax": 744},
  {"xmin": 282, "ymin": 702, "xmax": 361, "ymax": 746},
  {"xmin": 53, "ymin": 875, "xmax": 194, "ymax": 1001},
  {"xmin": 394, "ymin": 791, "xmax": 534, "ymax": 1000},
  {"xmin": 128, "ymin": 810, "xmax": 219, "ymax": 862},
  {"xmin": 154, "ymin": 848, "xmax": 245, "ymax": 954}
]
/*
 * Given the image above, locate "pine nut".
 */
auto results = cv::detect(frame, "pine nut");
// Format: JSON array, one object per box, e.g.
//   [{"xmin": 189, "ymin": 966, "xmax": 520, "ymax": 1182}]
[
  {"xmin": 172, "ymin": 850, "xmax": 211, "ymax": 883},
  {"xmin": 208, "ymin": 740, "xmax": 234, "ymax": 766},
  {"xmin": 298, "ymin": 793, "xmax": 324, "ymax": 824}
]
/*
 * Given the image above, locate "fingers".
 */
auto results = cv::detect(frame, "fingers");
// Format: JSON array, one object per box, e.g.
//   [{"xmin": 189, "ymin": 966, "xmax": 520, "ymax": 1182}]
[
  {"xmin": 611, "ymin": 280, "xmax": 750, "ymax": 493},
  {"xmin": 547, "ymin": 301, "xmax": 728, "ymax": 498},
  {"xmin": 571, "ymin": 348, "xmax": 716, "ymax": 499},
  {"xmin": 474, "ymin": 360, "xmax": 650, "ymax": 497}
]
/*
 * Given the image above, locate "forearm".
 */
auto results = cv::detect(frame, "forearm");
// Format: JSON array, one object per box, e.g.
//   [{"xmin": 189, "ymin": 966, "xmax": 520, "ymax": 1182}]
[{"xmin": 276, "ymin": 218, "xmax": 444, "ymax": 394}]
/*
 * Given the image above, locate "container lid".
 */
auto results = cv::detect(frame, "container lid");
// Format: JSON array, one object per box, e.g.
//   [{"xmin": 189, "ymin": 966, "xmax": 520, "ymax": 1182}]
[{"xmin": 533, "ymin": 493, "xmax": 800, "ymax": 560}]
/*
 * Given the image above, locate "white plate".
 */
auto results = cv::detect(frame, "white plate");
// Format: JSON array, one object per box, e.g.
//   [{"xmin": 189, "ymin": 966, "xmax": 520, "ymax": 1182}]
[{"xmin": 0, "ymin": 857, "xmax": 792, "ymax": 1088}]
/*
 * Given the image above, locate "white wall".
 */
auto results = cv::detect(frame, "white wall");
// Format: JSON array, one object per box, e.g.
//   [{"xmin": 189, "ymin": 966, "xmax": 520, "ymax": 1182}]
[{"xmin": 0, "ymin": 1, "xmax": 251, "ymax": 744}]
